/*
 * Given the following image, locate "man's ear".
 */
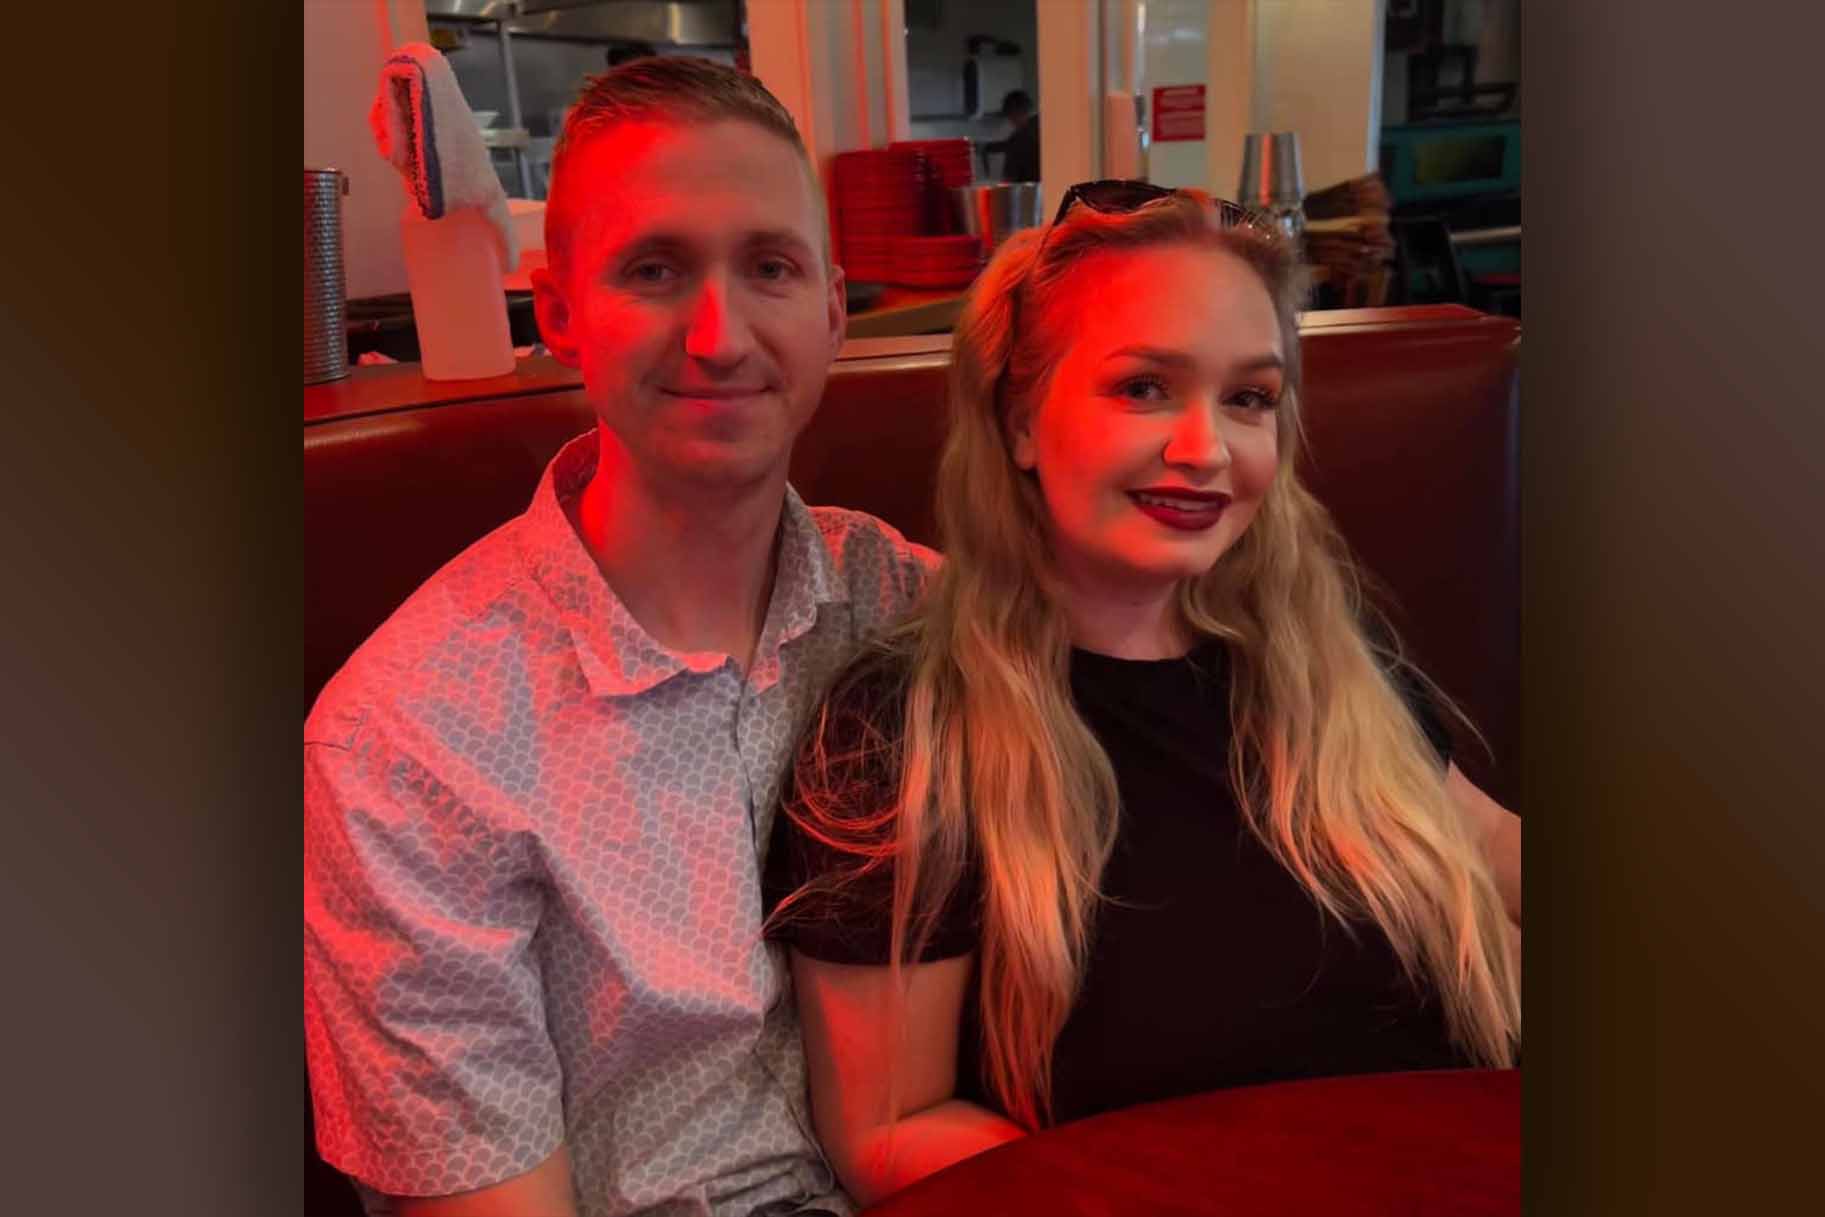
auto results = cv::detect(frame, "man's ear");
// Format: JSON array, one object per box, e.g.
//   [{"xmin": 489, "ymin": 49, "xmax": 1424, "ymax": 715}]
[
  {"xmin": 826, "ymin": 263, "xmax": 848, "ymax": 359},
  {"xmin": 532, "ymin": 264, "xmax": 580, "ymax": 366}
]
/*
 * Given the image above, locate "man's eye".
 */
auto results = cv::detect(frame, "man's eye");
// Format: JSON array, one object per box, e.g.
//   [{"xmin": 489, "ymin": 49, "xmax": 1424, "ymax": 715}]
[
  {"xmin": 627, "ymin": 261, "xmax": 678, "ymax": 285},
  {"xmin": 753, "ymin": 257, "xmax": 796, "ymax": 281}
]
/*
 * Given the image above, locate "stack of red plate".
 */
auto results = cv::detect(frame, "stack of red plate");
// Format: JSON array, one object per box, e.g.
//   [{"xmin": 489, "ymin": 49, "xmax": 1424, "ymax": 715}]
[
  {"xmin": 833, "ymin": 148, "xmax": 928, "ymax": 282},
  {"xmin": 891, "ymin": 139, "xmax": 974, "ymax": 234},
  {"xmin": 890, "ymin": 234, "xmax": 984, "ymax": 289}
]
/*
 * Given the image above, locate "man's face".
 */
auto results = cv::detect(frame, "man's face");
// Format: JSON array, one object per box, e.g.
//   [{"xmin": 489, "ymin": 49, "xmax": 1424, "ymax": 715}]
[{"xmin": 533, "ymin": 119, "xmax": 845, "ymax": 494}]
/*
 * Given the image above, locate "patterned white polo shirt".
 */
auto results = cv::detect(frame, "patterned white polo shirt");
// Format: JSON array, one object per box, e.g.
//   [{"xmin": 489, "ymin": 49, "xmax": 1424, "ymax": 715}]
[{"xmin": 304, "ymin": 433, "xmax": 937, "ymax": 1216}]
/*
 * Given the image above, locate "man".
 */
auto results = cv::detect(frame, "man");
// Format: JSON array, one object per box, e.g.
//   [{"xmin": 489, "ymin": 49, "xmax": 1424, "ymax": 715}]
[
  {"xmin": 993, "ymin": 89, "xmax": 1039, "ymax": 183},
  {"xmin": 304, "ymin": 58, "xmax": 935, "ymax": 1217}
]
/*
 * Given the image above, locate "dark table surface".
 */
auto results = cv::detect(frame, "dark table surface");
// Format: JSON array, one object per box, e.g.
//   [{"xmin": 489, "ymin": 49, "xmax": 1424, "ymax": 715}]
[{"xmin": 860, "ymin": 1068, "xmax": 1520, "ymax": 1217}]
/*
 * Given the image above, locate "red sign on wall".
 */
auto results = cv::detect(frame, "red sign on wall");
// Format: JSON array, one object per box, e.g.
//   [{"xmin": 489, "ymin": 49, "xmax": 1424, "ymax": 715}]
[{"xmin": 1152, "ymin": 84, "xmax": 1206, "ymax": 142}]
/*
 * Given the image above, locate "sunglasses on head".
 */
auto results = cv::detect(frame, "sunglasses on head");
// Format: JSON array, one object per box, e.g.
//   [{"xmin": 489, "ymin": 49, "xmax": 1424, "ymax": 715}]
[
  {"xmin": 1003, "ymin": 181, "xmax": 1277, "ymax": 358},
  {"xmin": 1042, "ymin": 180, "xmax": 1272, "ymax": 245}
]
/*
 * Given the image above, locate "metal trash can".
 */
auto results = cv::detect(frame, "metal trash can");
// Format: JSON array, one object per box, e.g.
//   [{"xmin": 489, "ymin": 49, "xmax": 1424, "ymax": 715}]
[
  {"xmin": 950, "ymin": 183, "xmax": 1044, "ymax": 259},
  {"xmin": 304, "ymin": 168, "xmax": 350, "ymax": 385}
]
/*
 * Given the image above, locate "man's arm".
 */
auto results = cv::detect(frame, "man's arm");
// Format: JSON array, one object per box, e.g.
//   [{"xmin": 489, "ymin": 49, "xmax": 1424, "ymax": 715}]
[
  {"xmin": 792, "ymin": 950, "xmax": 1026, "ymax": 1208},
  {"xmin": 394, "ymin": 1145, "xmax": 576, "ymax": 1217},
  {"xmin": 305, "ymin": 725, "xmax": 567, "ymax": 1206}
]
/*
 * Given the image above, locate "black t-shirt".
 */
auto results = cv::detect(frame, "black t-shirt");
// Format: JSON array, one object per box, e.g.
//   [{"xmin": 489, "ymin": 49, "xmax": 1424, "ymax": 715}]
[{"xmin": 762, "ymin": 638, "xmax": 1473, "ymax": 1127}]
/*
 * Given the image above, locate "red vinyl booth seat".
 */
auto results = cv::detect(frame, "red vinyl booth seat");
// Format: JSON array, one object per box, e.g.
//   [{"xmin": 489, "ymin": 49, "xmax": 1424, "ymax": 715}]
[
  {"xmin": 306, "ymin": 305, "xmax": 1517, "ymax": 796},
  {"xmin": 302, "ymin": 305, "xmax": 1520, "ymax": 1209}
]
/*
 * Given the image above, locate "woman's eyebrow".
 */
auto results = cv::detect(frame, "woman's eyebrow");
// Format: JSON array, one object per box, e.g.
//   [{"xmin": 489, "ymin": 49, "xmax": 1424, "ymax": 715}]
[
  {"xmin": 1231, "ymin": 353, "xmax": 1286, "ymax": 374},
  {"xmin": 1104, "ymin": 346, "xmax": 1285, "ymax": 373},
  {"xmin": 1105, "ymin": 345, "xmax": 1196, "ymax": 368}
]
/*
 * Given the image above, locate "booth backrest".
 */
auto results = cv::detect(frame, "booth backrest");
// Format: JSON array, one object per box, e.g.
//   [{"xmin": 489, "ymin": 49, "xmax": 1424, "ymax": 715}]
[{"xmin": 305, "ymin": 306, "xmax": 1518, "ymax": 802}]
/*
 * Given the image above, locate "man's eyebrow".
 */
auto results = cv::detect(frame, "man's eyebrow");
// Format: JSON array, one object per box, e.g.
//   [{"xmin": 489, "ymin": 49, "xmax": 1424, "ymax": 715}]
[
  {"xmin": 603, "ymin": 229, "xmax": 816, "ymax": 261},
  {"xmin": 605, "ymin": 231, "xmax": 693, "ymax": 261},
  {"xmin": 739, "ymin": 229, "xmax": 817, "ymax": 255}
]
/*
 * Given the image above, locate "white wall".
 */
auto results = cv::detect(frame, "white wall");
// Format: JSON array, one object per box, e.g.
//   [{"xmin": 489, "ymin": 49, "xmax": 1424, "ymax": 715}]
[
  {"xmin": 1251, "ymin": 0, "xmax": 1384, "ymax": 195},
  {"xmin": 303, "ymin": 0, "xmax": 427, "ymax": 300},
  {"xmin": 1203, "ymin": 0, "xmax": 1256, "ymax": 199},
  {"xmin": 1036, "ymin": 0, "xmax": 1102, "ymax": 208},
  {"xmin": 1144, "ymin": 0, "xmax": 1382, "ymax": 198},
  {"xmin": 1141, "ymin": 0, "xmax": 1213, "ymax": 189},
  {"xmin": 749, "ymin": 0, "xmax": 879, "ymax": 170}
]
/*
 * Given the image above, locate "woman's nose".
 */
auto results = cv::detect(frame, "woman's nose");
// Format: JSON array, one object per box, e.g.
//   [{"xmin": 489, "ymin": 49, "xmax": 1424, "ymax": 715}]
[{"xmin": 1161, "ymin": 399, "xmax": 1231, "ymax": 473}]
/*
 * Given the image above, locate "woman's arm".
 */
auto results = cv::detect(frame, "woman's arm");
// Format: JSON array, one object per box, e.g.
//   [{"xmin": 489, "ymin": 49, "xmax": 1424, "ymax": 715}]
[
  {"xmin": 1447, "ymin": 763, "xmax": 1522, "ymax": 927},
  {"xmin": 792, "ymin": 950, "xmax": 1027, "ymax": 1207}
]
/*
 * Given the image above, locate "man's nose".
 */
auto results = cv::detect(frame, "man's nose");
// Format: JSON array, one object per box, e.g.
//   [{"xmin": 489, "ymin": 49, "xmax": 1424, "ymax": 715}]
[
  {"xmin": 681, "ymin": 271, "xmax": 757, "ymax": 366},
  {"xmin": 1161, "ymin": 398, "xmax": 1232, "ymax": 474}
]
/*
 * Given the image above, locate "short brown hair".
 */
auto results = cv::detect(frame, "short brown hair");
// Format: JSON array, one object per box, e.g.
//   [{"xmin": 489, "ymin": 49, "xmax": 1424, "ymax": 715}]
[{"xmin": 544, "ymin": 56, "xmax": 826, "ymax": 272}]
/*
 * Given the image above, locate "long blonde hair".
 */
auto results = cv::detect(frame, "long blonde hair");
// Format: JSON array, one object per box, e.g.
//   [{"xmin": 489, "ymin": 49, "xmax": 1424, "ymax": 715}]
[{"xmin": 780, "ymin": 193, "xmax": 1519, "ymax": 1130}]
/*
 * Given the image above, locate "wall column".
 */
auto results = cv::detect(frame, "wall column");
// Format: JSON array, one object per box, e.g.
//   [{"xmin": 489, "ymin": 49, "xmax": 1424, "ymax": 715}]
[
  {"xmin": 746, "ymin": 0, "xmax": 913, "ymax": 178},
  {"xmin": 1204, "ymin": 0, "xmax": 1258, "ymax": 200},
  {"xmin": 1037, "ymin": 0, "xmax": 1103, "ymax": 215},
  {"xmin": 1252, "ymin": 0, "xmax": 1385, "ymax": 194}
]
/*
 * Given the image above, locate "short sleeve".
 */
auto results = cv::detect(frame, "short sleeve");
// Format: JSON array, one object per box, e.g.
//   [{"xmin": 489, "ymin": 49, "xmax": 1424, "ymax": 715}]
[
  {"xmin": 763, "ymin": 652, "xmax": 982, "ymax": 965},
  {"xmin": 303, "ymin": 711, "xmax": 563, "ymax": 1198}
]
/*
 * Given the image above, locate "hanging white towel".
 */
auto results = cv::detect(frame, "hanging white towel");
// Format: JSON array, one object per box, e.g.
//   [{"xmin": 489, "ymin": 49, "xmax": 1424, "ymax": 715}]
[{"xmin": 369, "ymin": 42, "xmax": 518, "ymax": 273}]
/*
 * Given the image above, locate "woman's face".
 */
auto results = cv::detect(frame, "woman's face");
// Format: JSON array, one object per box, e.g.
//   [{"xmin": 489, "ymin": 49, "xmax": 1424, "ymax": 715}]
[{"xmin": 1011, "ymin": 244, "xmax": 1286, "ymax": 598}]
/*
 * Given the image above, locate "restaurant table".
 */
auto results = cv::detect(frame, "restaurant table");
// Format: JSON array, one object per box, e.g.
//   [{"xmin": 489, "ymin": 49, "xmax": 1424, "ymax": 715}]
[{"xmin": 860, "ymin": 1068, "xmax": 1519, "ymax": 1217}]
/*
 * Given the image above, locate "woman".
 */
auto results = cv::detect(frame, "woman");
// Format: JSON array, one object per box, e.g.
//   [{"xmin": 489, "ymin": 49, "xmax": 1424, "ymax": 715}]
[{"xmin": 763, "ymin": 184, "xmax": 1521, "ymax": 1205}]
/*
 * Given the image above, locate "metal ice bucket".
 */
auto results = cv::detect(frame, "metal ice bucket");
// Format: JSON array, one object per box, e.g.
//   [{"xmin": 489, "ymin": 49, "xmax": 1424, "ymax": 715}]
[{"xmin": 951, "ymin": 182, "xmax": 1045, "ymax": 258}]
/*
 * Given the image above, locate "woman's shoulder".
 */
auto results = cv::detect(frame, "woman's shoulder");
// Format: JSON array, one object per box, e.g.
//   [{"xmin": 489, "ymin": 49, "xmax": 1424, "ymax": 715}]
[
  {"xmin": 788, "ymin": 636, "xmax": 920, "ymax": 815},
  {"xmin": 767, "ymin": 638, "xmax": 924, "ymax": 949},
  {"xmin": 812, "ymin": 636, "xmax": 918, "ymax": 739},
  {"xmin": 828, "ymin": 634, "xmax": 917, "ymax": 701}
]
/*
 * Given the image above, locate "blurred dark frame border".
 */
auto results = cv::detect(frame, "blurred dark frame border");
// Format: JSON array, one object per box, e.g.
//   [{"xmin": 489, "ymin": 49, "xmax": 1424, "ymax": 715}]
[{"xmin": 1, "ymin": 1, "xmax": 1819, "ymax": 1213}]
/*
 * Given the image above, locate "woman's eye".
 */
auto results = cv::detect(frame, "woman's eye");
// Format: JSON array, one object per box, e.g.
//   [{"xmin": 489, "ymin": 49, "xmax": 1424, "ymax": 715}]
[
  {"xmin": 1231, "ymin": 386, "xmax": 1281, "ymax": 411},
  {"xmin": 1116, "ymin": 376, "xmax": 1171, "ymax": 402}
]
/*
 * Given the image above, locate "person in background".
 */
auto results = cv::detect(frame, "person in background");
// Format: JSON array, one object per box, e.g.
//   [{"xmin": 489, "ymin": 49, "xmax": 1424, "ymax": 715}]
[
  {"xmin": 304, "ymin": 57, "xmax": 934, "ymax": 1217},
  {"xmin": 764, "ymin": 183, "xmax": 1522, "ymax": 1206},
  {"xmin": 993, "ymin": 89, "xmax": 1039, "ymax": 182},
  {"xmin": 606, "ymin": 40, "xmax": 657, "ymax": 69}
]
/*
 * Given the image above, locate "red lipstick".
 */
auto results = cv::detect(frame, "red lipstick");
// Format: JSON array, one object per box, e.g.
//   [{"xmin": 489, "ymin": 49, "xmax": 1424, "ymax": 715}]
[{"xmin": 1127, "ymin": 487, "xmax": 1230, "ymax": 531}]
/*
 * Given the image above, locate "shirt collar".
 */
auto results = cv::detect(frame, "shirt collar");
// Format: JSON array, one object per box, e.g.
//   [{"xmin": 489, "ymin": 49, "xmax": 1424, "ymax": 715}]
[{"xmin": 519, "ymin": 432, "xmax": 850, "ymax": 698}]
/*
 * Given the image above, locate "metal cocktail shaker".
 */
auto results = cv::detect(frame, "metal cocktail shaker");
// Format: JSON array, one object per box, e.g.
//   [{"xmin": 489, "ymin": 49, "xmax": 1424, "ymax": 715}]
[
  {"xmin": 304, "ymin": 168, "xmax": 350, "ymax": 385},
  {"xmin": 1237, "ymin": 133, "xmax": 1308, "ymax": 242}
]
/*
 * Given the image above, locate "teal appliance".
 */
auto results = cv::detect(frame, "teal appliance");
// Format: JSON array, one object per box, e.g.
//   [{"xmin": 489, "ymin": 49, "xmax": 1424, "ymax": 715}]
[{"xmin": 1379, "ymin": 118, "xmax": 1520, "ymax": 313}]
